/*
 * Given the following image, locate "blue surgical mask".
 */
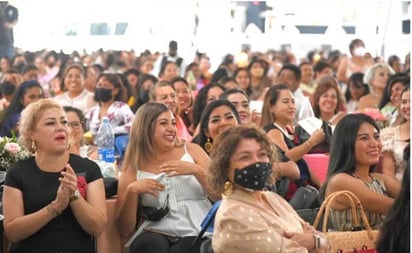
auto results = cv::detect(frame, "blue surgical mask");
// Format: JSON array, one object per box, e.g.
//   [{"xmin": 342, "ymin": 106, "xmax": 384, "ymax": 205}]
[{"xmin": 233, "ymin": 162, "xmax": 272, "ymax": 191}]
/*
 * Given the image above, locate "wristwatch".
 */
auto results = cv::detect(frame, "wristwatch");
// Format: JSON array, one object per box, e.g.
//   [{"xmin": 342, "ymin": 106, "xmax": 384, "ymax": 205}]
[
  {"xmin": 313, "ymin": 234, "xmax": 321, "ymax": 249},
  {"xmin": 70, "ymin": 189, "xmax": 81, "ymax": 202}
]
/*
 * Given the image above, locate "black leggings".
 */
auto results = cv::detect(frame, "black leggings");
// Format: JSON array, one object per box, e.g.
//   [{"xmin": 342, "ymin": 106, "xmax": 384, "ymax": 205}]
[{"xmin": 129, "ymin": 231, "xmax": 205, "ymax": 253}]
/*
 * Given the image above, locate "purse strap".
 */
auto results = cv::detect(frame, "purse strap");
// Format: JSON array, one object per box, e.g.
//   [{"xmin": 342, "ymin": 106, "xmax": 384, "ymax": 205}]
[
  {"xmin": 313, "ymin": 190, "xmax": 374, "ymax": 240},
  {"xmin": 314, "ymin": 191, "xmax": 359, "ymax": 231}
]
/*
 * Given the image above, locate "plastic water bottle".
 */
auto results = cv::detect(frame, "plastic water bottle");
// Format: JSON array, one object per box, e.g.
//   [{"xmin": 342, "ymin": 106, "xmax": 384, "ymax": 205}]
[{"xmin": 96, "ymin": 117, "xmax": 115, "ymax": 163}]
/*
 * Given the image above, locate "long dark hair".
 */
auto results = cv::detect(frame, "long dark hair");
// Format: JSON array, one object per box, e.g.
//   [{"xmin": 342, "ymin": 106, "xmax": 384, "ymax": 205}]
[
  {"xmin": 192, "ymin": 83, "xmax": 225, "ymax": 129},
  {"xmin": 191, "ymin": 99, "xmax": 240, "ymax": 154},
  {"xmin": 0, "ymin": 80, "xmax": 44, "ymax": 136},
  {"xmin": 344, "ymin": 72, "xmax": 369, "ymax": 102},
  {"xmin": 378, "ymin": 73, "xmax": 410, "ymax": 109},
  {"xmin": 319, "ymin": 113, "xmax": 380, "ymax": 201},
  {"xmin": 131, "ymin": 73, "xmax": 158, "ymax": 113},
  {"xmin": 376, "ymin": 144, "xmax": 410, "ymax": 253}
]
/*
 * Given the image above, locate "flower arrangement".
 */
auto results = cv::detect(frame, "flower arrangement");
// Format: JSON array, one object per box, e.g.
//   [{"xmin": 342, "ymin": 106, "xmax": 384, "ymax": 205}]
[
  {"xmin": 0, "ymin": 135, "xmax": 31, "ymax": 171},
  {"xmin": 354, "ymin": 108, "xmax": 390, "ymax": 130}
]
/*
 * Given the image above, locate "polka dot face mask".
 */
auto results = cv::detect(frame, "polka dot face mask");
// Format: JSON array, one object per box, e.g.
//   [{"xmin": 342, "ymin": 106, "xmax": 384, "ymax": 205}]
[{"xmin": 233, "ymin": 162, "xmax": 272, "ymax": 191}]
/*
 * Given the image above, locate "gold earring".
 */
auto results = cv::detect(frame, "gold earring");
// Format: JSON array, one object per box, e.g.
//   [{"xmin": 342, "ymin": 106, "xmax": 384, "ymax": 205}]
[
  {"xmin": 31, "ymin": 140, "xmax": 36, "ymax": 153},
  {"xmin": 204, "ymin": 138, "xmax": 213, "ymax": 153},
  {"xmin": 223, "ymin": 181, "xmax": 233, "ymax": 196}
]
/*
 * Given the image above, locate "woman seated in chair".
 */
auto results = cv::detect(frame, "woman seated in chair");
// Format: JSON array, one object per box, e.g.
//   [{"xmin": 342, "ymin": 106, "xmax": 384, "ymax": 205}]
[
  {"xmin": 320, "ymin": 113, "xmax": 400, "ymax": 231},
  {"xmin": 3, "ymin": 99, "xmax": 106, "ymax": 253},
  {"xmin": 116, "ymin": 102, "xmax": 220, "ymax": 253},
  {"xmin": 209, "ymin": 125, "xmax": 330, "ymax": 253}
]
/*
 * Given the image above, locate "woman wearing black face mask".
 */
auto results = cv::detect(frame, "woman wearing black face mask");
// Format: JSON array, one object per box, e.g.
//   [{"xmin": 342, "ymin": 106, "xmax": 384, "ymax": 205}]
[
  {"xmin": 209, "ymin": 126, "xmax": 330, "ymax": 253},
  {"xmin": 86, "ymin": 73, "xmax": 134, "ymax": 149}
]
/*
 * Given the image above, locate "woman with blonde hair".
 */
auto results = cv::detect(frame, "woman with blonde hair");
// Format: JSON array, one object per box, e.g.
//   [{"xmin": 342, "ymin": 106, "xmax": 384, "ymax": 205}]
[
  {"xmin": 3, "ymin": 99, "xmax": 106, "ymax": 253},
  {"xmin": 358, "ymin": 63, "xmax": 395, "ymax": 110}
]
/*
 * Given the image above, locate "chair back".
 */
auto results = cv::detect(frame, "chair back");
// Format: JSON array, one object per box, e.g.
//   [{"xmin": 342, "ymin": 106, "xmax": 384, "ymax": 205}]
[{"xmin": 191, "ymin": 200, "xmax": 221, "ymax": 249}]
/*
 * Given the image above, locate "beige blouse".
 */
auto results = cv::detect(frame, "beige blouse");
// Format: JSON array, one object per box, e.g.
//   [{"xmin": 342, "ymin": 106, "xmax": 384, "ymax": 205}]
[
  {"xmin": 380, "ymin": 125, "xmax": 409, "ymax": 181},
  {"xmin": 212, "ymin": 189, "xmax": 321, "ymax": 253}
]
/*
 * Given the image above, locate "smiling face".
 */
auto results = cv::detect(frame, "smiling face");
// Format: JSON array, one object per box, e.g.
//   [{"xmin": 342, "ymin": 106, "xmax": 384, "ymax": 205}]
[
  {"xmin": 390, "ymin": 82, "xmax": 405, "ymax": 107},
  {"xmin": 227, "ymin": 92, "xmax": 251, "ymax": 125},
  {"xmin": 227, "ymin": 138, "xmax": 269, "ymax": 184},
  {"xmin": 31, "ymin": 107, "xmax": 69, "ymax": 154},
  {"xmin": 400, "ymin": 89, "xmax": 410, "ymax": 121},
  {"xmin": 318, "ymin": 88, "xmax": 338, "ymax": 115},
  {"xmin": 153, "ymin": 111, "xmax": 177, "ymax": 149},
  {"xmin": 173, "ymin": 80, "xmax": 192, "ymax": 112},
  {"xmin": 300, "ymin": 63, "xmax": 314, "ymax": 84},
  {"xmin": 354, "ymin": 123, "xmax": 382, "ymax": 167},
  {"xmin": 64, "ymin": 67, "xmax": 84, "ymax": 95},
  {"xmin": 270, "ymin": 89, "xmax": 296, "ymax": 124},
  {"xmin": 235, "ymin": 69, "xmax": 251, "ymax": 91},
  {"xmin": 206, "ymin": 105, "xmax": 239, "ymax": 140},
  {"xmin": 155, "ymin": 85, "xmax": 177, "ymax": 113},
  {"xmin": 66, "ymin": 111, "xmax": 84, "ymax": 147}
]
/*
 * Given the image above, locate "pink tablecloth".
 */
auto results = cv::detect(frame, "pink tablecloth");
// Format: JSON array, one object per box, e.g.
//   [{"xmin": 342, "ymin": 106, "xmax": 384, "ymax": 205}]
[{"xmin": 303, "ymin": 154, "xmax": 330, "ymax": 184}]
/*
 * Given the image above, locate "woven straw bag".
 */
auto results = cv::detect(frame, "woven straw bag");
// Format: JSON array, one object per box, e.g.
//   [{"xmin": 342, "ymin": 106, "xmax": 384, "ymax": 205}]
[{"xmin": 313, "ymin": 190, "xmax": 379, "ymax": 253}]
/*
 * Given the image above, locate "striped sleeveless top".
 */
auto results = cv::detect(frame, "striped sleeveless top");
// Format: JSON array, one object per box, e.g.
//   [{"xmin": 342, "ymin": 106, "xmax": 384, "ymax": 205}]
[{"xmin": 328, "ymin": 174, "xmax": 386, "ymax": 231}]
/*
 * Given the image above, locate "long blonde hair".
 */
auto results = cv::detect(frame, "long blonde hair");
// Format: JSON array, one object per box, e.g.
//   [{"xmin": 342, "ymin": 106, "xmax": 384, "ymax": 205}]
[{"xmin": 122, "ymin": 102, "xmax": 183, "ymax": 171}]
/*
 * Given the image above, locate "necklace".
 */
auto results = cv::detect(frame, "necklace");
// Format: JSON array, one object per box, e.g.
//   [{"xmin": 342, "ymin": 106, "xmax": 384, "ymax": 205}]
[{"xmin": 352, "ymin": 172, "xmax": 372, "ymax": 183}]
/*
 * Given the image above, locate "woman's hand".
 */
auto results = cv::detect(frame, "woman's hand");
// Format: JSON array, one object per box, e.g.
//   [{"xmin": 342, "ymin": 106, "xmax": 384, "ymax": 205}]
[
  {"xmin": 283, "ymin": 230, "xmax": 315, "ymax": 251},
  {"xmin": 53, "ymin": 184, "xmax": 70, "ymax": 213},
  {"xmin": 128, "ymin": 178, "xmax": 165, "ymax": 197},
  {"xmin": 59, "ymin": 164, "xmax": 78, "ymax": 195},
  {"xmin": 308, "ymin": 129, "xmax": 325, "ymax": 146},
  {"xmin": 159, "ymin": 160, "xmax": 198, "ymax": 177}
]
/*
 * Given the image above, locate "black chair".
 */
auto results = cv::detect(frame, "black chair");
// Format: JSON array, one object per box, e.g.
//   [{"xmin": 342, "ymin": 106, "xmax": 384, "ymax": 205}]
[
  {"xmin": 296, "ymin": 207, "xmax": 333, "ymax": 231},
  {"xmin": 200, "ymin": 238, "xmax": 214, "ymax": 253},
  {"xmin": 192, "ymin": 200, "xmax": 221, "ymax": 253}
]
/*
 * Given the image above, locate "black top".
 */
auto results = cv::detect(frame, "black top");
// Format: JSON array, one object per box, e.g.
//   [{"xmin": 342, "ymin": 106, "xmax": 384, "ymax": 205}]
[
  {"xmin": 263, "ymin": 124, "xmax": 311, "ymax": 184},
  {"xmin": 5, "ymin": 154, "xmax": 102, "ymax": 253}
]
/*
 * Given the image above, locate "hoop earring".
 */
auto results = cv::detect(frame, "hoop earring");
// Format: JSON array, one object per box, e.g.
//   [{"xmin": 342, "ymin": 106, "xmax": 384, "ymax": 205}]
[
  {"xmin": 223, "ymin": 181, "xmax": 233, "ymax": 197},
  {"xmin": 31, "ymin": 140, "xmax": 36, "ymax": 153},
  {"xmin": 204, "ymin": 138, "xmax": 213, "ymax": 153}
]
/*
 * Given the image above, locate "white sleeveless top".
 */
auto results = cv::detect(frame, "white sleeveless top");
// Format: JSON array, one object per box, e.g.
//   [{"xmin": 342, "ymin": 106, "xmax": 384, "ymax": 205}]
[{"xmin": 126, "ymin": 145, "xmax": 211, "ymax": 246}]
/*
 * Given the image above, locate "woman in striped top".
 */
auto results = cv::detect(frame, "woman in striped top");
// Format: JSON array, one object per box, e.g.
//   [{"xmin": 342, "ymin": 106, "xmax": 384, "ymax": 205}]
[
  {"xmin": 320, "ymin": 113, "xmax": 401, "ymax": 231},
  {"xmin": 116, "ymin": 102, "xmax": 219, "ymax": 253}
]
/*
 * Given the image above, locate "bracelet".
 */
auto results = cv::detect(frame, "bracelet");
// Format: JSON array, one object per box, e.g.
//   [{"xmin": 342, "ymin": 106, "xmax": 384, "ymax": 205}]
[{"xmin": 47, "ymin": 202, "xmax": 61, "ymax": 217}]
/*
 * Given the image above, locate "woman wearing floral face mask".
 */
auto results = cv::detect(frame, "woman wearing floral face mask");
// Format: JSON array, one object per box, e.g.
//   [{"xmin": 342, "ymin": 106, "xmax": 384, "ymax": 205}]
[
  {"xmin": 209, "ymin": 126, "xmax": 330, "ymax": 253},
  {"xmin": 337, "ymin": 38, "xmax": 374, "ymax": 85},
  {"xmin": 85, "ymin": 73, "xmax": 134, "ymax": 144}
]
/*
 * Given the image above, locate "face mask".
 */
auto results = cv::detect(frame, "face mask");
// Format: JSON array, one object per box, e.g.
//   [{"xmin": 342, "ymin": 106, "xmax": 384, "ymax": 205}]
[
  {"xmin": 95, "ymin": 88, "xmax": 113, "ymax": 102},
  {"xmin": 139, "ymin": 89, "xmax": 150, "ymax": 103},
  {"xmin": 138, "ymin": 194, "xmax": 169, "ymax": 221},
  {"xmin": 353, "ymin": 47, "xmax": 366, "ymax": 57},
  {"xmin": 234, "ymin": 162, "xmax": 272, "ymax": 191},
  {"xmin": 250, "ymin": 68, "xmax": 264, "ymax": 78}
]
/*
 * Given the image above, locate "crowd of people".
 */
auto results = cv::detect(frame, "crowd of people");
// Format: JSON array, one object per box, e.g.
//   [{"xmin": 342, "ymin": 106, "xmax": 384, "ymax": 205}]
[{"xmin": 0, "ymin": 37, "xmax": 409, "ymax": 253}]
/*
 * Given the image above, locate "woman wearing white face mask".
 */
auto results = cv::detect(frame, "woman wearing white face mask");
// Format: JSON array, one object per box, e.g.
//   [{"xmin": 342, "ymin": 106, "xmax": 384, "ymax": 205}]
[{"xmin": 337, "ymin": 38, "xmax": 375, "ymax": 85}]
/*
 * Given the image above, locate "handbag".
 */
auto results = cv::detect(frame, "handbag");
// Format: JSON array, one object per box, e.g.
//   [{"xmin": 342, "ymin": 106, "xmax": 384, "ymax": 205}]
[
  {"xmin": 313, "ymin": 190, "xmax": 379, "ymax": 253},
  {"xmin": 294, "ymin": 120, "xmax": 332, "ymax": 154},
  {"xmin": 289, "ymin": 185, "xmax": 320, "ymax": 210}
]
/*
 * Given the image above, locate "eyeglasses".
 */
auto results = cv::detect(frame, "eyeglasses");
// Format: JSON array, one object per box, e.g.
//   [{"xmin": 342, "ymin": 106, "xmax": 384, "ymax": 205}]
[{"xmin": 68, "ymin": 121, "xmax": 83, "ymax": 130}]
